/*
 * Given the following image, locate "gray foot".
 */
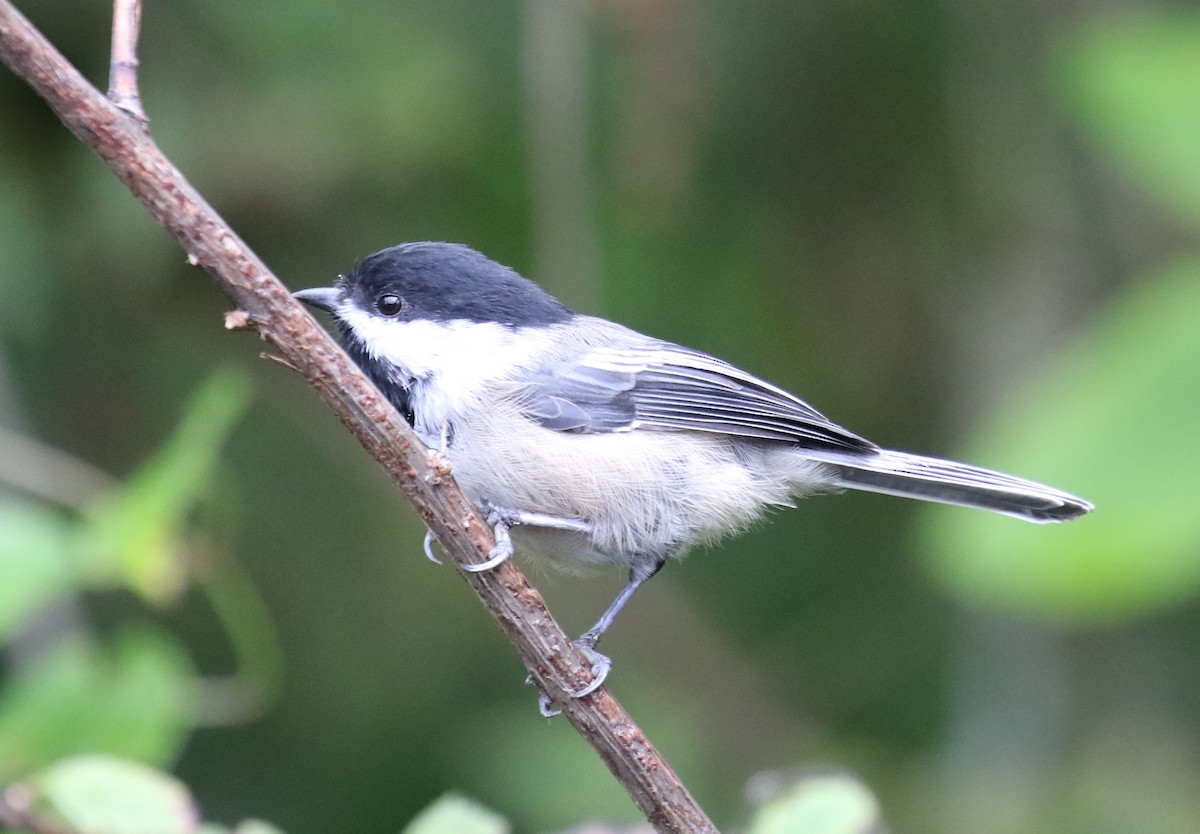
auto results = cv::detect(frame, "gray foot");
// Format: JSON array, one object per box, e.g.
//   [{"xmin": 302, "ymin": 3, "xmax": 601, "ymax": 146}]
[{"xmin": 461, "ymin": 501, "xmax": 592, "ymax": 574}]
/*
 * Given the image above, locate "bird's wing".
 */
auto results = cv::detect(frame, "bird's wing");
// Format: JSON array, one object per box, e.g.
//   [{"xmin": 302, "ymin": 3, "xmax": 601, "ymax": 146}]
[{"xmin": 518, "ymin": 342, "xmax": 875, "ymax": 453}]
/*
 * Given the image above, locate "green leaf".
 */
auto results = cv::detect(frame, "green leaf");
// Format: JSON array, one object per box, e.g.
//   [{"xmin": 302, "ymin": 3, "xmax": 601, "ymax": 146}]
[
  {"xmin": 919, "ymin": 257, "xmax": 1200, "ymax": 622},
  {"xmin": 400, "ymin": 794, "xmax": 509, "ymax": 834},
  {"xmin": 1057, "ymin": 13, "xmax": 1200, "ymax": 225},
  {"xmin": 77, "ymin": 367, "xmax": 252, "ymax": 605},
  {"xmin": 0, "ymin": 628, "xmax": 196, "ymax": 782},
  {"xmin": 231, "ymin": 821, "xmax": 288, "ymax": 834},
  {"xmin": 28, "ymin": 755, "xmax": 198, "ymax": 834},
  {"xmin": 232, "ymin": 821, "xmax": 288, "ymax": 834},
  {"xmin": 0, "ymin": 501, "xmax": 73, "ymax": 642},
  {"xmin": 196, "ymin": 822, "xmax": 288, "ymax": 834},
  {"xmin": 746, "ymin": 772, "xmax": 883, "ymax": 834}
]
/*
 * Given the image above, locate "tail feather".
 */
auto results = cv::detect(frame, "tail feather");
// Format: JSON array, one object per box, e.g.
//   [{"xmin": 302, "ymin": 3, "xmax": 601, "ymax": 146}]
[{"xmin": 808, "ymin": 448, "xmax": 1093, "ymax": 523}]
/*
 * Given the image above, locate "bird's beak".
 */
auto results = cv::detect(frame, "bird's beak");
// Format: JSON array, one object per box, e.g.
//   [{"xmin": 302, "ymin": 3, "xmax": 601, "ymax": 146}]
[{"xmin": 293, "ymin": 286, "xmax": 340, "ymax": 313}]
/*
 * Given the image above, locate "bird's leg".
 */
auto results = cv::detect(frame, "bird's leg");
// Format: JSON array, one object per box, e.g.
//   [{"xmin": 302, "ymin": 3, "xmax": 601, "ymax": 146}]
[
  {"xmin": 459, "ymin": 501, "xmax": 592, "ymax": 573},
  {"xmin": 537, "ymin": 557, "xmax": 667, "ymax": 716},
  {"xmin": 576, "ymin": 575, "xmax": 648, "ymax": 653}
]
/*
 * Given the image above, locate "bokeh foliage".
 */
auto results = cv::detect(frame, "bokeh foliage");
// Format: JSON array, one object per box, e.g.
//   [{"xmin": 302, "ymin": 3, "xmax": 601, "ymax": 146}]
[
  {"xmin": 0, "ymin": 370, "xmax": 254, "ymax": 785},
  {"xmin": 921, "ymin": 258, "xmax": 1200, "ymax": 621},
  {"xmin": 921, "ymin": 12, "xmax": 1200, "ymax": 621},
  {"xmin": 2, "ymin": 2, "xmax": 1199, "ymax": 833}
]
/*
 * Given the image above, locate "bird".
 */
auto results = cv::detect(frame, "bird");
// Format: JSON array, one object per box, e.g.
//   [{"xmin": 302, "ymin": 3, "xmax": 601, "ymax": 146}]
[{"xmin": 295, "ymin": 241, "xmax": 1092, "ymax": 706}]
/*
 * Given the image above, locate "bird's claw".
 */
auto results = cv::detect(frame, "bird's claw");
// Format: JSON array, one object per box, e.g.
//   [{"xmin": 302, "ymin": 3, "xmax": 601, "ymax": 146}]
[
  {"xmin": 537, "ymin": 690, "xmax": 561, "ymax": 718},
  {"xmin": 422, "ymin": 530, "xmax": 443, "ymax": 565},
  {"xmin": 464, "ymin": 500, "xmax": 590, "ymax": 574},
  {"xmin": 525, "ymin": 640, "xmax": 612, "ymax": 717},
  {"xmin": 460, "ymin": 506, "xmax": 515, "ymax": 572},
  {"xmin": 461, "ymin": 542, "xmax": 512, "ymax": 572},
  {"xmin": 423, "ymin": 502, "xmax": 520, "ymax": 573},
  {"xmin": 570, "ymin": 639, "xmax": 612, "ymax": 699}
]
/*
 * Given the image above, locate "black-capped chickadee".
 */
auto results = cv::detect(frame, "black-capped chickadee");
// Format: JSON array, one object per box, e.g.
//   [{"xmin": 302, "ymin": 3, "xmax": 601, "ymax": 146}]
[{"xmin": 296, "ymin": 242, "xmax": 1092, "ymax": 699}]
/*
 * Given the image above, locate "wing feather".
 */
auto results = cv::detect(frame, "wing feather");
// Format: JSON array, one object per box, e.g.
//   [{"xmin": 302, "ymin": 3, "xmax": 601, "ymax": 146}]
[{"xmin": 520, "ymin": 343, "xmax": 874, "ymax": 452}]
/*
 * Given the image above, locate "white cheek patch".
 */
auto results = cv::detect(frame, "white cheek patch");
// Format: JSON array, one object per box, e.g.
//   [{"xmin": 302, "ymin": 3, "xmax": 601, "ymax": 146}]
[
  {"xmin": 338, "ymin": 306, "xmax": 540, "ymax": 379},
  {"xmin": 335, "ymin": 305, "xmax": 559, "ymax": 433},
  {"xmin": 337, "ymin": 305, "xmax": 486, "ymax": 380}
]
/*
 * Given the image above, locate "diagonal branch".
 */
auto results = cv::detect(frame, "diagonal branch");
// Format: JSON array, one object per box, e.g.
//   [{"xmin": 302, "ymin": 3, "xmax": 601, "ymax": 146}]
[{"xmin": 0, "ymin": 3, "xmax": 715, "ymax": 832}]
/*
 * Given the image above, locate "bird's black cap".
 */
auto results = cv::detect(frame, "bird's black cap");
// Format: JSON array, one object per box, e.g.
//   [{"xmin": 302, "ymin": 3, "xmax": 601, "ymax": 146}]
[{"xmin": 324, "ymin": 242, "xmax": 574, "ymax": 328}]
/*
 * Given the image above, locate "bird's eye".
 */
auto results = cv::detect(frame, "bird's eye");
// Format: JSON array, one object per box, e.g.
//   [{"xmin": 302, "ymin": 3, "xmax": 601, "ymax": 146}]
[{"xmin": 376, "ymin": 293, "xmax": 404, "ymax": 317}]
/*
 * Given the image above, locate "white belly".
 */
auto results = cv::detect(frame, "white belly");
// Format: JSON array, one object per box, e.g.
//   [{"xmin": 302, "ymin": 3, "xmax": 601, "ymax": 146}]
[{"xmin": 442, "ymin": 399, "xmax": 832, "ymax": 569}]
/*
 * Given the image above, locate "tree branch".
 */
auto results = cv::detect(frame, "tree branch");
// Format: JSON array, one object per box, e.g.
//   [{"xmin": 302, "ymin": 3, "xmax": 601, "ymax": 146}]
[
  {"xmin": 0, "ymin": 3, "xmax": 715, "ymax": 832},
  {"xmin": 0, "ymin": 424, "xmax": 119, "ymax": 509}
]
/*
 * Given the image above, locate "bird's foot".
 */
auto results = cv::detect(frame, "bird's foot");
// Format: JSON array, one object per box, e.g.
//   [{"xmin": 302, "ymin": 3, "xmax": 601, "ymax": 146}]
[
  {"xmin": 459, "ymin": 503, "xmax": 518, "ymax": 572},
  {"xmin": 460, "ymin": 502, "xmax": 592, "ymax": 574},
  {"xmin": 528, "ymin": 635, "xmax": 612, "ymax": 718}
]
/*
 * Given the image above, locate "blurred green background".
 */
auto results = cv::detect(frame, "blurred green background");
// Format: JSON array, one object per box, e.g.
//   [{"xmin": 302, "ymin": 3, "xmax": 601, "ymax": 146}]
[{"xmin": 2, "ymin": 1, "xmax": 1200, "ymax": 832}]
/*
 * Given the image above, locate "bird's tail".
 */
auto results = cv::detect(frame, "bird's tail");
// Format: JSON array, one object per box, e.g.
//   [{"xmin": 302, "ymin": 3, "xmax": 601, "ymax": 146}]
[{"xmin": 807, "ymin": 448, "xmax": 1093, "ymax": 523}]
